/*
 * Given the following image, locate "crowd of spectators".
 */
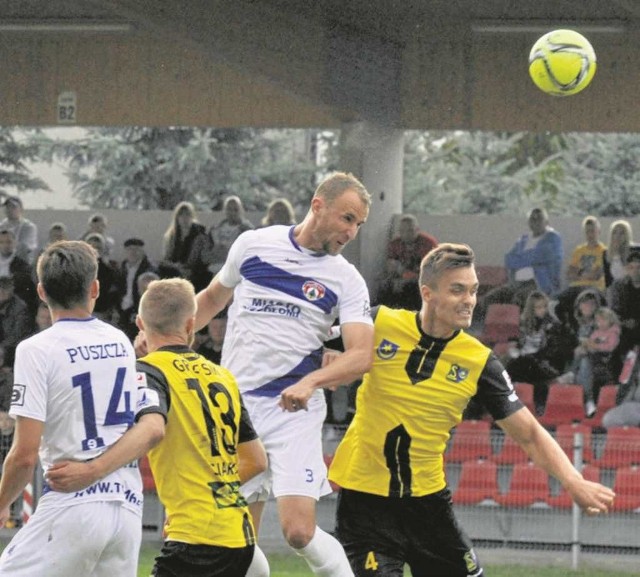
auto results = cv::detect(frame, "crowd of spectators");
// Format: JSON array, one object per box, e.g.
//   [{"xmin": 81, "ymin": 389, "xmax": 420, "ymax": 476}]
[
  {"xmin": 470, "ymin": 210, "xmax": 640, "ymax": 429},
  {"xmin": 0, "ymin": 198, "xmax": 639, "ymax": 508}
]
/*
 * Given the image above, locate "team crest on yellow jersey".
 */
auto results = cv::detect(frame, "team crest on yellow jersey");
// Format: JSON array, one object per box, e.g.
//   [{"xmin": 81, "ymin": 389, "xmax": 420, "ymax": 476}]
[
  {"xmin": 464, "ymin": 549, "xmax": 479, "ymax": 573},
  {"xmin": 446, "ymin": 363, "xmax": 469, "ymax": 383},
  {"xmin": 376, "ymin": 339, "xmax": 398, "ymax": 360}
]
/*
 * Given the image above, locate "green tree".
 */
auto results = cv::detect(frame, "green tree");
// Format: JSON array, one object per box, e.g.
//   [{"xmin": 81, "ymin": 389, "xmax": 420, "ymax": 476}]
[
  {"xmin": 0, "ymin": 128, "xmax": 50, "ymax": 196},
  {"xmin": 48, "ymin": 127, "xmax": 324, "ymax": 211},
  {"xmin": 560, "ymin": 132, "xmax": 640, "ymax": 216},
  {"xmin": 403, "ymin": 130, "xmax": 569, "ymax": 215}
]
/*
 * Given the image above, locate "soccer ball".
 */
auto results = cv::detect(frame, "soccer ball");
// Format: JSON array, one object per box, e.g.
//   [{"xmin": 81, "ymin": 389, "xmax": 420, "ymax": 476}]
[{"xmin": 528, "ymin": 29, "xmax": 596, "ymax": 96}]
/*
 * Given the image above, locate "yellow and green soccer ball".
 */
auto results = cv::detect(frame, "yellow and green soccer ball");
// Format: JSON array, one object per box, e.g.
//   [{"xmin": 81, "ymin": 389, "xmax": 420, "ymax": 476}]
[{"xmin": 529, "ymin": 29, "xmax": 596, "ymax": 96}]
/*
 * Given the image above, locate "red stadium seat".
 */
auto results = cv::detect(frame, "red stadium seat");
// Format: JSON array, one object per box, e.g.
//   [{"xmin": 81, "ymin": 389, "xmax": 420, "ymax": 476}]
[
  {"xmin": 492, "ymin": 341, "xmax": 512, "ymax": 359},
  {"xmin": 496, "ymin": 462, "xmax": 549, "ymax": 508},
  {"xmin": 610, "ymin": 466, "xmax": 640, "ymax": 511},
  {"xmin": 538, "ymin": 384, "xmax": 585, "ymax": 428},
  {"xmin": 555, "ymin": 423, "xmax": 594, "ymax": 463},
  {"xmin": 593, "ymin": 426, "xmax": 640, "ymax": 469},
  {"xmin": 582, "ymin": 384, "xmax": 618, "ymax": 429},
  {"xmin": 453, "ymin": 459, "xmax": 499, "ymax": 505},
  {"xmin": 493, "ymin": 434, "xmax": 529, "ymax": 465},
  {"xmin": 139, "ymin": 456, "xmax": 156, "ymax": 493},
  {"xmin": 514, "ymin": 382, "xmax": 535, "ymax": 414},
  {"xmin": 479, "ymin": 304, "xmax": 521, "ymax": 346},
  {"xmin": 476, "ymin": 265, "xmax": 508, "ymax": 298},
  {"xmin": 446, "ymin": 420, "xmax": 493, "ymax": 463},
  {"xmin": 546, "ymin": 465, "xmax": 601, "ymax": 509}
]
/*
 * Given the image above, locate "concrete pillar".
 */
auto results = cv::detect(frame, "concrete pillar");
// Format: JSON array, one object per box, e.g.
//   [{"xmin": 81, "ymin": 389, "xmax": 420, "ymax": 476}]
[{"xmin": 338, "ymin": 121, "xmax": 404, "ymax": 301}]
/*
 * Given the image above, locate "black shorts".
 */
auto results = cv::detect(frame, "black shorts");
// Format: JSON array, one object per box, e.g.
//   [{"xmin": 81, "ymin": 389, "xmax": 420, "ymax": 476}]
[
  {"xmin": 336, "ymin": 488, "xmax": 483, "ymax": 577},
  {"xmin": 152, "ymin": 540, "xmax": 255, "ymax": 577}
]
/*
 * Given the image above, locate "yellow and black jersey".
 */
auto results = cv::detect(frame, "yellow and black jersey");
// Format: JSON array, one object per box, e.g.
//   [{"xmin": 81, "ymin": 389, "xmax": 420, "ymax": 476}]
[
  {"xmin": 330, "ymin": 306, "xmax": 523, "ymax": 498},
  {"xmin": 137, "ymin": 345, "xmax": 257, "ymax": 548}
]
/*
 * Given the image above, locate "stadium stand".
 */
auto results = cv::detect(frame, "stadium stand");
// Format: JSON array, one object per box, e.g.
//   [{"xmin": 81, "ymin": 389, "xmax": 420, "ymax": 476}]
[
  {"xmin": 538, "ymin": 384, "xmax": 585, "ymax": 428},
  {"xmin": 453, "ymin": 459, "xmax": 499, "ymax": 505},
  {"xmin": 446, "ymin": 419, "xmax": 493, "ymax": 463}
]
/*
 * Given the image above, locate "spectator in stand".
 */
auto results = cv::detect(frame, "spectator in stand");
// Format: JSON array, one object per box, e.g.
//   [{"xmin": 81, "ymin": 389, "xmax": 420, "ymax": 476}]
[
  {"xmin": 0, "ymin": 229, "xmax": 36, "ymax": 316},
  {"xmin": 571, "ymin": 307, "xmax": 620, "ymax": 418},
  {"xmin": 85, "ymin": 232, "xmax": 120, "ymax": 323},
  {"xmin": 0, "ymin": 196, "xmax": 38, "ymax": 266},
  {"xmin": 37, "ymin": 222, "xmax": 68, "ymax": 254},
  {"xmin": 207, "ymin": 195, "xmax": 254, "ymax": 276},
  {"xmin": 602, "ymin": 359, "xmax": 640, "ymax": 429},
  {"xmin": 603, "ymin": 219, "xmax": 633, "ymax": 294},
  {"xmin": 195, "ymin": 313, "xmax": 227, "ymax": 365},
  {"xmin": 555, "ymin": 216, "xmax": 606, "ymax": 327},
  {"xmin": 33, "ymin": 223, "xmax": 69, "ymax": 286},
  {"xmin": 79, "ymin": 213, "xmax": 115, "ymax": 258},
  {"xmin": 117, "ymin": 238, "xmax": 157, "ymax": 340},
  {"xmin": 161, "ymin": 201, "xmax": 206, "ymax": 279},
  {"xmin": 136, "ymin": 271, "xmax": 160, "ymax": 300},
  {"xmin": 477, "ymin": 208, "xmax": 563, "ymax": 324},
  {"xmin": 260, "ymin": 197, "xmax": 297, "ymax": 227},
  {"xmin": 376, "ymin": 214, "xmax": 438, "ymax": 311},
  {"xmin": 504, "ymin": 290, "xmax": 562, "ymax": 414},
  {"xmin": 556, "ymin": 288, "xmax": 605, "ymax": 389},
  {"xmin": 0, "ymin": 276, "xmax": 32, "ymax": 367},
  {"xmin": 608, "ymin": 244, "xmax": 640, "ymax": 370},
  {"xmin": 33, "ymin": 301, "xmax": 52, "ymax": 333},
  {"xmin": 190, "ymin": 195, "xmax": 254, "ymax": 292}
]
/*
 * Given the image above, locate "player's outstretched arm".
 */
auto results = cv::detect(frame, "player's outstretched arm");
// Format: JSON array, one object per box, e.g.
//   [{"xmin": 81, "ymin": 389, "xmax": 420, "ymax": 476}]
[
  {"xmin": 0, "ymin": 416, "xmax": 42, "ymax": 526},
  {"xmin": 237, "ymin": 438, "xmax": 268, "ymax": 485},
  {"xmin": 279, "ymin": 322, "xmax": 373, "ymax": 412},
  {"xmin": 194, "ymin": 277, "xmax": 234, "ymax": 332},
  {"xmin": 497, "ymin": 408, "xmax": 615, "ymax": 514},
  {"xmin": 46, "ymin": 413, "xmax": 165, "ymax": 493}
]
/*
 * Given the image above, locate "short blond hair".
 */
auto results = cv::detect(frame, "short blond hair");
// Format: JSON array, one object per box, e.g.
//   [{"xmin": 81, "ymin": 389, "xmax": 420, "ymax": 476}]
[
  {"xmin": 314, "ymin": 172, "xmax": 371, "ymax": 208},
  {"xmin": 139, "ymin": 278, "xmax": 196, "ymax": 335}
]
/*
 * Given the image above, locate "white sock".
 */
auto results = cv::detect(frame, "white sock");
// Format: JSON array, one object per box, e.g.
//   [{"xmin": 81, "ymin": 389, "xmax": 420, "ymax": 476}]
[
  {"xmin": 294, "ymin": 526, "xmax": 354, "ymax": 577},
  {"xmin": 246, "ymin": 545, "xmax": 270, "ymax": 577}
]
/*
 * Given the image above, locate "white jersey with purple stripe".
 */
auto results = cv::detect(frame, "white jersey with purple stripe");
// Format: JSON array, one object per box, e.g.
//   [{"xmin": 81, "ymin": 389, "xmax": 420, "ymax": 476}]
[
  {"xmin": 218, "ymin": 225, "xmax": 372, "ymax": 397},
  {"xmin": 9, "ymin": 317, "xmax": 144, "ymax": 515}
]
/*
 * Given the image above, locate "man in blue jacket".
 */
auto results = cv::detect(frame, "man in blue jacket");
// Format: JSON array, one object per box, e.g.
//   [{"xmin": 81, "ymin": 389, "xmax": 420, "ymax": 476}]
[{"xmin": 476, "ymin": 208, "xmax": 563, "ymax": 324}]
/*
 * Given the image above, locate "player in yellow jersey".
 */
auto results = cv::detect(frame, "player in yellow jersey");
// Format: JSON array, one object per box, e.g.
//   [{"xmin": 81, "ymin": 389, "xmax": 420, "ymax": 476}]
[
  {"xmin": 47, "ymin": 278, "xmax": 270, "ymax": 577},
  {"xmin": 329, "ymin": 243, "xmax": 615, "ymax": 577}
]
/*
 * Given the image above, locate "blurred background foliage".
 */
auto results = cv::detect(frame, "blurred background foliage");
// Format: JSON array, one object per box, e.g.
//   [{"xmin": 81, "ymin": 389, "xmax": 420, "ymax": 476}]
[{"xmin": 5, "ymin": 127, "xmax": 640, "ymax": 216}]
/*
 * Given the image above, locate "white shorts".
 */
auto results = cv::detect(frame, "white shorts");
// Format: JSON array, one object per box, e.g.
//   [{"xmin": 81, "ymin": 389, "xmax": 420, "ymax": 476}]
[
  {"xmin": 242, "ymin": 391, "xmax": 332, "ymax": 502},
  {"xmin": 0, "ymin": 500, "xmax": 141, "ymax": 577}
]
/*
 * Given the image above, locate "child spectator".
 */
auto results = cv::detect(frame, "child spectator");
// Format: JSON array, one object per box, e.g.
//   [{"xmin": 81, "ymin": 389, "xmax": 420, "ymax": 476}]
[
  {"xmin": 560, "ymin": 307, "xmax": 621, "ymax": 418},
  {"xmin": 504, "ymin": 290, "xmax": 562, "ymax": 414},
  {"xmin": 556, "ymin": 290, "xmax": 606, "ymax": 405}
]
